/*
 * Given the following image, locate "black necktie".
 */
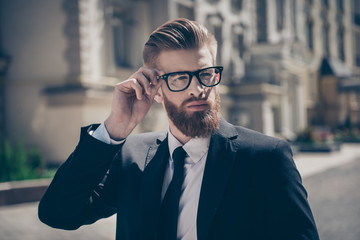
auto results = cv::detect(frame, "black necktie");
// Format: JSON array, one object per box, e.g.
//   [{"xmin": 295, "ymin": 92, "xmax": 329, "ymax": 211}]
[{"xmin": 158, "ymin": 147, "xmax": 186, "ymax": 240}]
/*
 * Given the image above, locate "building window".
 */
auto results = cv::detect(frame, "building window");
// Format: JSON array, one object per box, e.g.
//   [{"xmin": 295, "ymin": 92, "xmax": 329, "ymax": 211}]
[
  {"xmin": 231, "ymin": 34, "xmax": 244, "ymax": 80},
  {"xmin": 231, "ymin": 0, "xmax": 242, "ymax": 13},
  {"xmin": 291, "ymin": 0, "xmax": 298, "ymax": 40},
  {"xmin": 207, "ymin": 14, "xmax": 223, "ymax": 65},
  {"xmin": 322, "ymin": 0, "xmax": 329, "ymax": 8},
  {"xmin": 257, "ymin": 0, "xmax": 267, "ymax": 43},
  {"xmin": 237, "ymin": 34, "xmax": 245, "ymax": 58},
  {"xmin": 229, "ymin": 25, "xmax": 244, "ymax": 82},
  {"xmin": 111, "ymin": 5, "xmax": 134, "ymax": 68},
  {"xmin": 337, "ymin": 0, "xmax": 344, "ymax": 12},
  {"xmin": 337, "ymin": 27, "xmax": 345, "ymax": 61},
  {"xmin": 307, "ymin": 19, "xmax": 314, "ymax": 51},
  {"xmin": 323, "ymin": 24, "xmax": 330, "ymax": 57},
  {"xmin": 232, "ymin": 24, "xmax": 245, "ymax": 59},
  {"xmin": 355, "ymin": 0, "xmax": 360, "ymax": 26},
  {"xmin": 356, "ymin": 32, "xmax": 360, "ymax": 66},
  {"xmin": 276, "ymin": 0, "xmax": 284, "ymax": 31}
]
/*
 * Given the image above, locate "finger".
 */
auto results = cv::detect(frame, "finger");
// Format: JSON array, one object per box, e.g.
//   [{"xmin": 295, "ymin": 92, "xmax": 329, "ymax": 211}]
[
  {"xmin": 127, "ymin": 78, "xmax": 144, "ymax": 100},
  {"xmin": 147, "ymin": 69, "xmax": 164, "ymax": 97},
  {"xmin": 133, "ymin": 67, "xmax": 162, "ymax": 95},
  {"xmin": 140, "ymin": 67, "xmax": 164, "ymax": 86},
  {"xmin": 139, "ymin": 67, "xmax": 158, "ymax": 83},
  {"xmin": 133, "ymin": 67, "xmax": 166, "ymax": 100},
  {"xmin": 132, "ymin": 71, "xmax": 152, "ymax": 95}
]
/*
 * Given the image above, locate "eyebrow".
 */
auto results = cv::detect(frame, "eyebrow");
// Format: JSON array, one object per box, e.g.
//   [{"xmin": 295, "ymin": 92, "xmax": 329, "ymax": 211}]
[{"xmin": 165, "ymin": 66, "xmax": 214, "ymax": 74}]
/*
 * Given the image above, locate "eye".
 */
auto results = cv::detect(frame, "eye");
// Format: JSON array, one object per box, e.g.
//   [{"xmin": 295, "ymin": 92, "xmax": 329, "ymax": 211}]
[
  {"xmin": 169, "ymin": 73, "xmax": 189, "ymax": 82},
  {"xmin": 199, "ymin": 70, "xmax": 215, "ymax": 82},
  {"xmin": 176, "ymin": 75, "xmax": 188, "ymax": 81},
  {"xmin": 200, "ymin": 72, "xmax": 212, "ymax": 78}
]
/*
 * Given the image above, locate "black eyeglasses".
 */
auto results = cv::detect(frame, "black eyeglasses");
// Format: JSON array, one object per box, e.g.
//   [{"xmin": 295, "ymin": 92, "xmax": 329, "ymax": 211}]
[{"xmin": 157, "ymin": 66, "xmax": 223, "ymax": 92}]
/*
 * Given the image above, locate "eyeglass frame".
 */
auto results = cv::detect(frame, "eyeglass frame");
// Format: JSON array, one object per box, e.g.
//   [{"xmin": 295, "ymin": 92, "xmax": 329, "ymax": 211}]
[{"xmin": 156, "ymin": 66, "xmax": 224, "ymax": 92}]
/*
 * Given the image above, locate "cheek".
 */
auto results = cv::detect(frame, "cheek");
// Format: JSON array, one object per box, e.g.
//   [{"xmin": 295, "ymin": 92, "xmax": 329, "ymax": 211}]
[
  {"xmin": 163, "ymin": 91, "xmax": 184, "ymax": 107},
  {"xmin": 207, "ymin": 87, "xmax": 218, "ymax": 102}
]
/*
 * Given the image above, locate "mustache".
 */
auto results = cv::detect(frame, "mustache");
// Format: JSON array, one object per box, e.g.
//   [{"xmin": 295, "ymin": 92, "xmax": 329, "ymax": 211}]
[{"xmin": 181, "ymin": 96, "xmax": 208, "ymax": 107}]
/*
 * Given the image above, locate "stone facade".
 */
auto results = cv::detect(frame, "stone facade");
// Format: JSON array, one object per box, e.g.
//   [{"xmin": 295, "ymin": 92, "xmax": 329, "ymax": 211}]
[
  {"xmin": 170, "ymin": 0, "xmax": 360, "ymax": 138},
  {"xmin": 1, "ymin": 0, "xmax": 360, "ymax": 163}
]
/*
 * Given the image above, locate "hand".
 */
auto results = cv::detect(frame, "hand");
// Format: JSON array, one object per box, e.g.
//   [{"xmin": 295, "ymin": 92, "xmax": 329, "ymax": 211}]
[{"xmin": 104, "ymin": 67, "xmax": 164, "ymax": 140}]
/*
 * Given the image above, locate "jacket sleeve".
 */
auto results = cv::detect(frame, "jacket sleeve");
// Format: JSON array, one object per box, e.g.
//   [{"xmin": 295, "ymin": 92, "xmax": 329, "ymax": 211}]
[
  {"xmin": 264, "ymin": 140, "xmax": 319, "ymax": 240},
  {"xmin": 38, "ymin": 125, "xmax": 123, "ymax": 230}
]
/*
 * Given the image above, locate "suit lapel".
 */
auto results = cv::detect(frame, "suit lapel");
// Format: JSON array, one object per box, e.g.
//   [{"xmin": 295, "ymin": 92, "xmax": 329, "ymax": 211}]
[
  {"xmin": 196, "ymin": 119, "xmax": 238, "ymax": 240},
  {"xmin": 139, "ymin": 135, "xmax": 169, "ymax": 240}
]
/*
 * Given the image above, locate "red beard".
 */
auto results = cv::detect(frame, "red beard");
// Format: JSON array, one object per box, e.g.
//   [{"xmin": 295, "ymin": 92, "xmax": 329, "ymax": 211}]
[{"xmin": 163, "ymin": 93, "xmax": 220, "ymax": 138}]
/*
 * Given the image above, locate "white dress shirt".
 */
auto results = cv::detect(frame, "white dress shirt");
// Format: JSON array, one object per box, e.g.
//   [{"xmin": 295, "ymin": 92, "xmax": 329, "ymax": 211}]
[
  {"xmin": 165, "ymin": 130, "xmax": 210, "ymax": 240},
  {"xmin": 91, "ymin": 122, "xmax": 210, "ymax": 240}
]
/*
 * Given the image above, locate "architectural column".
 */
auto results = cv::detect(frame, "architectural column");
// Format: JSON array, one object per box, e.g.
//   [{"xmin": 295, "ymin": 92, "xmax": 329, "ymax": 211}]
[
  {"xmin": 280, "ymin": 74, "xmax": 292, "ymax": 138},
  {"xmin": 63, "ymin": 0, "xmax": 112, "ymax": 83},
  {"xmin": 262, "ymin": 100, "xmax": 275, "ymax": 136},
  {"xmin": 63, "ymin": 0, "xmax": 81, "ymax": 82},
  {"xmin": 296, "ymin": 76, "xmax": 307, "ymax": 132},
  {"xmin": 78, "ymin": 0, "xmax": 107, "ymax": 82}
]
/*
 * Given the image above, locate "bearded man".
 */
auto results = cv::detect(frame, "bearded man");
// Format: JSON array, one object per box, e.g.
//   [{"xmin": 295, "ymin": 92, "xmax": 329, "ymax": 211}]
[{"xmin": 38, "ymin": 18, "xmax": 319, "ymax": 240}]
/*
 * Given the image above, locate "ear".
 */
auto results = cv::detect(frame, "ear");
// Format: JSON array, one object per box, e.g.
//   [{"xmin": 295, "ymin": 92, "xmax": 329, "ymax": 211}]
[{"xmin": 154, "ymin": 86, "xmax": 164, "ymax": 103}]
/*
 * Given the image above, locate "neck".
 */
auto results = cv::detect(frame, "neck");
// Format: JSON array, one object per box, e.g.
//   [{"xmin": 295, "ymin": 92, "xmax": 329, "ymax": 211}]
[{"xmin": 168, "ymin": 120, "xmax": 191, "ymax": 144}]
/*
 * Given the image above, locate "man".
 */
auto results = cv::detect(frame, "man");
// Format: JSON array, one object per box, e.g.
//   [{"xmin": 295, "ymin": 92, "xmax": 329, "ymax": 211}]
[{"xmin": 38, "ymin": 18, "xmax": 319, "ymax": 240}]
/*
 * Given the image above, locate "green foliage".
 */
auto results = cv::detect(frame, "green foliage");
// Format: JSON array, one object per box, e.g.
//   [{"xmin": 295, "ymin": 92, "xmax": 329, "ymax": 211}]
[
  {"xmin": 295, "ymin": 127, "xmax": 315, "ymax": 143},
  {"xmin": 0, "ymin": 140, "xmax": 47, "ymax": 182},
  {"xmin": 334, "ymin": 127, "xmax": 360, "ymax": 142}
]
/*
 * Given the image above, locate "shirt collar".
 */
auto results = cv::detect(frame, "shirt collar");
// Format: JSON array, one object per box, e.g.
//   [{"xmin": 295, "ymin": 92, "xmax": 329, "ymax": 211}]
[{"xmin": 167, "ymin": 129, "xmax": 211, "ymax": 164}]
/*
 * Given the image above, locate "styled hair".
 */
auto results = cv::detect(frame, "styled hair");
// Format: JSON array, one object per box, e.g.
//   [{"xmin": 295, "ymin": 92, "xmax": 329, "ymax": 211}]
[{"xmin": 143, "ymin": 18, "xmax": 217, "ymax": 68}]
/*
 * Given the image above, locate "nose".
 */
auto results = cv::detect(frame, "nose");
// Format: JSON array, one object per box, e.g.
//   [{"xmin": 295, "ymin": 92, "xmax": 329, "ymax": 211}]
[{"xmin": 187, "ymin": 75, "xmax": 204, "ymax": 97}]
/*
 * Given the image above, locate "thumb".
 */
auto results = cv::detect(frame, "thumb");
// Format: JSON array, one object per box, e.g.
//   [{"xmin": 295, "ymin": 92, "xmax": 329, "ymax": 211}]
[
  {"xmin": 152, "ymin": 69, "xmax": 165, "ymax": 89},
  {"xmin": 149, "ymin": 69, "xmax": 165, "ymax": 99}
]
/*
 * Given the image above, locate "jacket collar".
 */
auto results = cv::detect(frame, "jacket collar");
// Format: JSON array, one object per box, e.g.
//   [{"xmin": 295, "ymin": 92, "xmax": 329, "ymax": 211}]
[
  {"xmin": 196, "ymin": 117, "xmax": 239, "ymax": 240},
  {"xmin": 139, "ymin": 137, "xmax": 169, "ymax": 239},
  {"xmin": 141, "ymin": 117, "xmax": 239, "ymax": 240}
]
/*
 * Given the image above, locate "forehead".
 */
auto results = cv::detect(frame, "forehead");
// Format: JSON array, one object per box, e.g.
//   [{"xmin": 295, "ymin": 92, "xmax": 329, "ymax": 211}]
[{"xmin": 157, "ymin": 46, "xmax": 213, "ymax": 73}]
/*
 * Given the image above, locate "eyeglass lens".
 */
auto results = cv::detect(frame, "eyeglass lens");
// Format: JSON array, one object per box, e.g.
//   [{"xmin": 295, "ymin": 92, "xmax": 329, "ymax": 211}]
[{"xmin": 167, "ymin": 67, "xmax": 221, "ymax": 91}]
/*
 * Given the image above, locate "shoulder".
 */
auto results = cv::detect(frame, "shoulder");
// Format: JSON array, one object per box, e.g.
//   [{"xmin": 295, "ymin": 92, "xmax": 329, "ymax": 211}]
[
  {"xmin": 223, "ymin": 125, "xmax": 293, "ymax": 175},
  {"xmin": 232, "ymin": 125, "xmax": 295, "ymax": 174},
  {"xmin": 227, "ymin": 123, "xmax": 290, "ymax": 154},
  {"xmin": 125, "ymin": 131, "xmax": 167, "ymax": 146},
  {"xmin": 216, "ymin": 118, "xmax": 292, "ymax": 157},
  {"xmin": 225, "ymin": 124, "xmax": 298, "ymax": 184},
  {"xmin": 119, "ymin": 131, "xmax": 167, "ymax": 166}
]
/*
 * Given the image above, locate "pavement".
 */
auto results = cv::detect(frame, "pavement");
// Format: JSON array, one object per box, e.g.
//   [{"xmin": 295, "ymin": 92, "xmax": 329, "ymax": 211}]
[
  {"xmin": 303, "ymin": 154, "xmax": 360, "ymax": 240},
  {"xmin": 1, "ymin": 143, "xmax": 360, "ymax": 240},
  {"xmin": 293, "ymin": 143, "xmax": 360, "ymax": 178},
  {"xmin": 0, "ymin": 203, "xmax": 116, "ymax": 240}
]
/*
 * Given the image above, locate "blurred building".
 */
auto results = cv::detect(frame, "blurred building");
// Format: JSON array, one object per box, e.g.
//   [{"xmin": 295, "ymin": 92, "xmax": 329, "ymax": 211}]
[{"xmin": 0, "ymin": 0, "xmax": 359, "ymax": 163}]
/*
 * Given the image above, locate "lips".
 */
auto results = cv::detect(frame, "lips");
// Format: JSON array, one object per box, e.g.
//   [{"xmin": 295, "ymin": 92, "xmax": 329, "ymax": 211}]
[{"xmin": 186, "ymin": 101, "xmax": 209, "ymax": 111}]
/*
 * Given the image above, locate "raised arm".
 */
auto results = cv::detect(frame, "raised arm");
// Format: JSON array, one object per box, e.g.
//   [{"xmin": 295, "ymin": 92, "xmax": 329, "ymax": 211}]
[
  {"xmin": 104, "ymin": 67, "xmax": 163, "ymax": 140},
  {"xmin": 38, "ymin": 67, "xmax": 163, "ymax": 229}
]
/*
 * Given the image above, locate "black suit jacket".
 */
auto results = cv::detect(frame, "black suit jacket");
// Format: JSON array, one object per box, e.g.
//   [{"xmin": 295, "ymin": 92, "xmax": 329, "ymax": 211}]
[{"xmin": 38, "ymin": 119, "xmax": 319, "ymax": 240}]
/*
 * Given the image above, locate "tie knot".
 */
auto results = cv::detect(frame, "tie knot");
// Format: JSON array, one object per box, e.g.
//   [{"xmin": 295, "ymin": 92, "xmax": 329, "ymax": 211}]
[{"xmin": 172, "ymin": 147, "xmax": 186, "ymax": 166}]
